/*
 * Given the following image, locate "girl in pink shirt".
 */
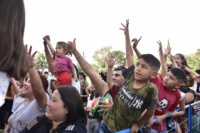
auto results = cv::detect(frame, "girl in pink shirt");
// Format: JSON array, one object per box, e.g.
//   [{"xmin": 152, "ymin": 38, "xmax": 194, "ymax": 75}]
[{"xmin": 43, "ymin": 35, "xmax": 78, "ymax": 86}]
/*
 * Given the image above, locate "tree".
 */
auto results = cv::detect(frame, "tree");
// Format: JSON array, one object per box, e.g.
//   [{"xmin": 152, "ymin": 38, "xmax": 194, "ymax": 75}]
[
  {"xmin": 92, "ymin": 46, "xmax": 112, "ymax": 72},
  {"xmin": 35, "ymin": 52, "xmax": 48, "ymax": 70},
  {"xmin": 92, "ymin": 46, "xmax": 127, "ymax": 72},
  {"xmin": 111, "ymin": 50, "xmax": 126, "ymax": 67},
  {"xmin": 186, "ymin": 49, "xmax": 200, "ymax": 70}
]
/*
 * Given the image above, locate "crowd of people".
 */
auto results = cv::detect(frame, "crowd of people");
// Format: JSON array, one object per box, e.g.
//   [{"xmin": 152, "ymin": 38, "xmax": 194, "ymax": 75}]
[{"xmin": 0, "ymin": 0, "xmax": 200, "ymax": 133}]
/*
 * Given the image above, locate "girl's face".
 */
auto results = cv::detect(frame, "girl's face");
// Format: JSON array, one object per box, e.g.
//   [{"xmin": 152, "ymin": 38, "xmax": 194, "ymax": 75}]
[
  {"xmin": 46, "ymin": 90, "xmax": 68, "ymax": 122},
  {"xmin": 55, "ymin": 44, "xmax": 66, "ymax": 57},
  {"xmin": 174, "ymin": 55, "xmax": 183, "ymax": 67}
]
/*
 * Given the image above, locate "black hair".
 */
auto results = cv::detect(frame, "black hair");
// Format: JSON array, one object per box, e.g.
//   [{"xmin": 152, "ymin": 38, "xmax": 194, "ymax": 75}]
[
  {"xmin": 79, "ymin": 72, "xmax": 86, "ymax": 81},
  {"xmin": 114, "ymin": 66, "xmax": 127, "ymax": 73},
  {"xmin": 139, "ymin": 54, "xmax": 160, "ymax": 72},
  {"xmin": 44, "ymin": 71, "xmax": 49, "ymax": 75},
  {"xmin": 175, "ymin": 53, "xmax": 189, "ymax": 66},
  {"xmin": 169, "ymin": 68, "xmax": 187, "ymax": 84},
  {"xmin": 45, "ymin": 86, "xmax": 87, "ymax": 132},
  {"xmin": 195, "ymin": 69, "xmax": 200, "ymax": 75},
  {"xmin": 40, "ymin": 75, "xmax": 49, "ymax": 94}
]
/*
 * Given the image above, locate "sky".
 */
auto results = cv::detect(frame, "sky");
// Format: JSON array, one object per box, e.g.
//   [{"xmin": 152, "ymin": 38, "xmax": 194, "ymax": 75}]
[{"xmin": 23, "ymin": 0, "xmax": 200, "ymax": 64}]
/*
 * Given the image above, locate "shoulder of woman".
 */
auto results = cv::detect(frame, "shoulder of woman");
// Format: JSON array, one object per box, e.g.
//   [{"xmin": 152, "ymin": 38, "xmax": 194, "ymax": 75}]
[{"xmin": 62, "ymin": 122, "xmax": 86, "ymax": 133}]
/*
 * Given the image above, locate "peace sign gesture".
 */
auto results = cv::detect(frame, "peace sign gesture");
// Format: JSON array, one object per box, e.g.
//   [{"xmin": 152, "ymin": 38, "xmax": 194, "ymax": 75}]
[
  {"xmin": 25, "ymin": 45, "xmax": 37, "ymax": 68},
  {"xmin": 119, "ymin": 19, "xmax": 129, "ymax": 35}
]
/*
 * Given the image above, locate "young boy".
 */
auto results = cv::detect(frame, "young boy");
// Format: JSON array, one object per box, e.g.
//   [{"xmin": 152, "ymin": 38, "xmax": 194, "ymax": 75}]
[
  {"xmin": 101, "ymin": 53, "xmax": 160, "ymax": 132},
  {"xmin": 147, "ymin": 42, "xmax": 187, "ymax": 132},
  {"xmin": 67, "ymin": 20, "xmax": 160, "ymax": 133},
  {"xmin": 132, "ymin": 28, "xmax": 187, "ymax": 132}
]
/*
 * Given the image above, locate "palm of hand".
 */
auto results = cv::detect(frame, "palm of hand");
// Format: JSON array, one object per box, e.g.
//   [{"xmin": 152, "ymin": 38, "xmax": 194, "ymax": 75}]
[{"xmin": 107, "ymin": 54, "xmax": 115, "ymax": 67}]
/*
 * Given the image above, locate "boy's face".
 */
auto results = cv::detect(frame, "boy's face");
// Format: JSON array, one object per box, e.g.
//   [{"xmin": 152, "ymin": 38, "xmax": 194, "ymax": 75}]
[
  {"xmin": 163, "ymin": 71, "xmax": 180, "ymax": 89},
  {"xmin": 134, "ymin": 58, "xmax": 153, "ymax": 81}
]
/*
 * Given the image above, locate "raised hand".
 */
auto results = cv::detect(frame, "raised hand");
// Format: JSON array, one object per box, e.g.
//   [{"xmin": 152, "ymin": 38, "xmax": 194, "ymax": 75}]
[
  {"xmin": 168, "ymin": 55, "xmax": 175, "ymax": 63},
  {"xmin": 119, "ymin": 19, "xmax": 129, "ymax": 35},
  {"xmin": 107, "ymin": 53, "xmax": 116, "ymax": 68},
  {"xmin": 25, "ymin": 45, "xmax": 37, "ymax": 68},
  {"xmin": 43, "ymin": 35, "xmax": 50, "ymax": 41},
  {"xmin": 67, "ymin": 38, "xmax": 77, "ymax": 54},
  {"xmin": 132, "ymin": 36, "xmax": 142, "ymax": 49},
  {"xmin": 157, "ymin": 40, "xmax": 162, "ymax": 54},
  {"xmin": 43, "ymin": 35, "xmax": 50, "ymax": 45},
  {"xmin": 164, "ymin": 46, "xmax": 171, "ymax": 56}
]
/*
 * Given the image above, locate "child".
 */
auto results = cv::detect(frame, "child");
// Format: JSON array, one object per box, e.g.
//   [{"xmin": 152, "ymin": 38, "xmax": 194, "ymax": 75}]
[
  {"xmin": 133, "ymin": 38, "xmax": 187, "ymax": 132},
  {"xmin": 67, "ymin": 21, "xmax": 159, "ymax": 133},
  {"xmin": 164, "ymin": 47, "xmax": 199, "ymax": 77},
  {"xmin": 43, "ymin": 35, "xmax": 78, "ymax": 86},
  {"xmin": 0, "ymin": 0, "xmax": 28, "ymax": 107}
]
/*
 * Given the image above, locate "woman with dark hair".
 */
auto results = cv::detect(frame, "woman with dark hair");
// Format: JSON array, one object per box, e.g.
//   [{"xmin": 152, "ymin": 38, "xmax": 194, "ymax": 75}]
[
  {"xmin": 0, "ymin": 0, "xmax": 28, "ymax": 107},
  {"xmin": 21, "ymin": 86, "xmax": 87, "ymax": 133}
]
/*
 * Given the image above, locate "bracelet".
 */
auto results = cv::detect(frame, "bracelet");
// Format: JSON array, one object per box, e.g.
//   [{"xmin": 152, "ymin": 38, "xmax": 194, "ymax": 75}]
[{"xmin": 29, "ymin": 64, "xmax": 34, "ymax": 68}]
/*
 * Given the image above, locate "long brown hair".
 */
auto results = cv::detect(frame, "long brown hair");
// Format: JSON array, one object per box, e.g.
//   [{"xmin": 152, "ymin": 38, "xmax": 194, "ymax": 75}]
[{"xmin": 0, "ymin": 0, "xmax": 28, "ymax": 79}]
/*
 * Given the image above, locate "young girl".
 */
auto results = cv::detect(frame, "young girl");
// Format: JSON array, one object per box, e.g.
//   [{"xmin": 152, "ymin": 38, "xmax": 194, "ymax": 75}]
[
  {"xmin": 164, "ymin": 47, "xmax": 199, "ymax": 77},
  {"xmin": 43, "ymin": 35, "xmax": 78, "ymax": 86}
]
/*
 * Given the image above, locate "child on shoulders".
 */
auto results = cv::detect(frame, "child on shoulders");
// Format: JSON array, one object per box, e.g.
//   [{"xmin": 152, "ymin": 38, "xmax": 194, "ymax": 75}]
[{"xmin": 43, "ymin": 35, "xmax": 78, "ymax": 86}]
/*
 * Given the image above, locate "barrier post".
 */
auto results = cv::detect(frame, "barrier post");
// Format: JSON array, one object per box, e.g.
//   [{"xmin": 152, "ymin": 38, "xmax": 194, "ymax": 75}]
[{"xmin": 188, "ymin": 104, "xmax": 191, "ymax": 133}]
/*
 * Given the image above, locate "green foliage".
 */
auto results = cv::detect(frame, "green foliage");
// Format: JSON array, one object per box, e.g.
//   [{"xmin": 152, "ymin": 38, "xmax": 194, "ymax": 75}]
[
  {"xmin": 92, "ymin": 46, "xmax": 128, "ymax": 72},
  {"xmin": 111, "ymin": 51, "xmax": 126, "ymax": 66},
  {"xmin": 35, "ymin": 52, "xmax": 48, "ymax": 70},
  {"xmin": 92, "ymin": 46, "xmax": 112, "ymax": 72},
  {"xmin": 185, "ymin": 49, "xmax": 200, "ymax": 70}
]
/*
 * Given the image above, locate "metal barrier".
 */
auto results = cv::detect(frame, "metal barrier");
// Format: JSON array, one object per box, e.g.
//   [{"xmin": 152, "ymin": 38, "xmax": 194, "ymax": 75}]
[
  {"xmin": 116, "ymin": 101, "xmax": 200, "ymax": 133},
  {"xmin": 190, "ymin": 100, "xmax": 200, "ymax": 133}
]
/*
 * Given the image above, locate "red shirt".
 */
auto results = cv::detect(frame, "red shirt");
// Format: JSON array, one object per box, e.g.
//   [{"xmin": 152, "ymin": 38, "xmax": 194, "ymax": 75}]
[
  {"xmin": 108, "ymin": 85, "xmax": 119, "ymax": 100},
  {"xmin": 150, "ymin": 76, "xmax": 181, "ymax": 131}
]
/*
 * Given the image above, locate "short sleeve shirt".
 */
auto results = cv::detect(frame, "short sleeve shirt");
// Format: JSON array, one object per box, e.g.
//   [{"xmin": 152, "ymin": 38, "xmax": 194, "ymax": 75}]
[
  {"xmin": 8, "ymin": 93, "xmax": 49, "ymax": 133},
  {"xmin": 150, "ymin": 76, "xmax": 181, "ymax": 131},
  {"xmin": 53, "ymin": 52, "xmax": 73, "ymax": 73},
  {"xmin": 103, "ymin": 65, "xmax": 159, "ymax": 132}
]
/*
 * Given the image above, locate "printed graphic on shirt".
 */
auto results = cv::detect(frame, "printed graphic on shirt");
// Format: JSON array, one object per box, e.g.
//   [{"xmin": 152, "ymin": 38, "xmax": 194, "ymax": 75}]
[
  {"xmin": 158, "ymin": 98, "xmax": 169, "ymax": 111},
  {"xmin": 27, "ymin": 119, "xmax": 37, "ymax": 130},
  {"xmin": 118, "ymin": 84, "xmax": 144, "ymax": 110}
]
